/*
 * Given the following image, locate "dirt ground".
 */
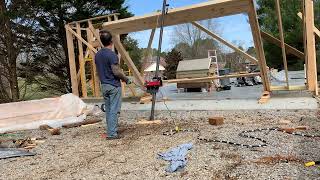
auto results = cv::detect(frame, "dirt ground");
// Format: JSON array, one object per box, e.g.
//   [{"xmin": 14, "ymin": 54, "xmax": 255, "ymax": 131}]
[{"xmin": 1, "ymin": 109, "xmax": 320, "ymax": 180}]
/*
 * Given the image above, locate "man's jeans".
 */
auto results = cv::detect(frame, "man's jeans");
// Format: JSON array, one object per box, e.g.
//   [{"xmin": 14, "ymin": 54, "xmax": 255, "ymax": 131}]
[{"xmin": 101, "ymin": 84, "xmax": 122, "ymax": 137}]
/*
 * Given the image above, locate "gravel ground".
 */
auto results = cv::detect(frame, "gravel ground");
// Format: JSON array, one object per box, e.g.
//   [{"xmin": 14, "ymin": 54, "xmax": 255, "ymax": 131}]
[{"xmin": 1, "ymin": 109, "xmax": 320, "ymax": 180}]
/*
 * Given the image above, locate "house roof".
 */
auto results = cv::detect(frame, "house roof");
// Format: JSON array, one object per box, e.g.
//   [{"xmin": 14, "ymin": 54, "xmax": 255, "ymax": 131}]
[{"xmin": 177, "ymin": 58, "xmax": 211, "ymax": 72}]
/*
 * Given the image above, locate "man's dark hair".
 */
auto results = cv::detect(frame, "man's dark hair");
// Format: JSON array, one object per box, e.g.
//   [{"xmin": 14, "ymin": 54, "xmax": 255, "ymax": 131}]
[{"xmin": 100, "ymin": 30, "xmax": 113, "ymax": 46}]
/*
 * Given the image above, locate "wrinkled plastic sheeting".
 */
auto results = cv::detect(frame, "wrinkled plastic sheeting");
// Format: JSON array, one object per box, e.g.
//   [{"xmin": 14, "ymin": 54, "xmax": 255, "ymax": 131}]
[
  {"xmin": 0, "ymin": 148, "xmax": 36, "ymax": 159},
  {"xmin": 0, "ymin": 93, "xmax": 95, "ymax": 133}
]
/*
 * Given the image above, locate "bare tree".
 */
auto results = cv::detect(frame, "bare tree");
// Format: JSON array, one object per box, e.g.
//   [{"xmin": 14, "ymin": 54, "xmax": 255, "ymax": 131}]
[{"xmin": 171, "ymin": 19, "xmax": 222, "ymax": 59}]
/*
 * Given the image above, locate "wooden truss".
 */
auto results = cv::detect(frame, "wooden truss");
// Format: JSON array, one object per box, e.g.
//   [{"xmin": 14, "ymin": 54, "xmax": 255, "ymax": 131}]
[{"xmin": 66, "ymin": 0, "xmax": 318, "ymax": 99}]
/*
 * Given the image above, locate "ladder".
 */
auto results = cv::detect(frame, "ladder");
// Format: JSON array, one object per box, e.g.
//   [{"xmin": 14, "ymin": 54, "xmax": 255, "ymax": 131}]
[{"xmin": 208, "ymin": 50, "xmax": 221, "ymax": 89}]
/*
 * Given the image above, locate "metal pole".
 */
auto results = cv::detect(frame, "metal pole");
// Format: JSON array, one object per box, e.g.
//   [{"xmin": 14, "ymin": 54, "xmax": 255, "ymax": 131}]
[{"xmin": 150, "ymin": 0, "xmax": 168, "ymax": 120}]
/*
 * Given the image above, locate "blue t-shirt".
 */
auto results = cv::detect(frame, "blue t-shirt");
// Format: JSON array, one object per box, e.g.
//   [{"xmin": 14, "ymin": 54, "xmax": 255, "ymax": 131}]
[{"xmin": 95, "ymin": 48, "xmax": 121, "ymax": 87}]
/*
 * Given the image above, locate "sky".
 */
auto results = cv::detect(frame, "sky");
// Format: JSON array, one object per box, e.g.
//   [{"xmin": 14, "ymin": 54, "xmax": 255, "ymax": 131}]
[{"xmin": 126, "ymin": 0, "xmax": 254, "ymax": 52}]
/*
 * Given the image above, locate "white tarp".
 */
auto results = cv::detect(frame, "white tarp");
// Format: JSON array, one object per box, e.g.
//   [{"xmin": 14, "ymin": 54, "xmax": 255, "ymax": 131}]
[
  {"xmin": 0, "ymin": 93, "xmax": 94, "ymax": 133},
  {"xmin": 270, "ymin": 69, "xmax": 286, "ymax": 82}
]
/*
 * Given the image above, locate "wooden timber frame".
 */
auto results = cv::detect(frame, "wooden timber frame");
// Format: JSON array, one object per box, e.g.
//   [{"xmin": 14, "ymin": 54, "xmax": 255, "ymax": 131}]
[
  {"xmin": 66, "ymin": 0, "xmax": 319, "ymax": 99},
  {"xmin": 101, "ymin": 0, "xmax": 271, "ymax": 93},
  {"xmin": 65, "ymin": 13, "xmax": 140, "ymax": 98}
]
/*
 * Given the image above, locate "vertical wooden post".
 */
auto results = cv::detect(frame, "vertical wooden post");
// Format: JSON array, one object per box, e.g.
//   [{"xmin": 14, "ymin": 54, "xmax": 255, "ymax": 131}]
[
  {"xmin": 87, "ymin": 21, "xmax": 100, "ymax": 97},
  {"xmin": 303, "ymin": 0, "xmax": 318, "ymax": 94},
  {"xmin": 65, "ymin": 24, "xmax": 79, "ymax": 96},
  {"xmin": 142, "ymin": 29, "xmax": 156, "ymax": 73},
  {"xmin": 275, "ymin": 0, "xmax": 289, "ymax": 88},
  {"xmin": 247, "ymin": 0, "xmax": 270, "ymax": 91},
  {"xmin": 76, "ymin": 22, "xmax": 87, "ymax": 97},
  {"xmin": 86, "ymin": 30, "xmax": 95, "ymax": 96}
]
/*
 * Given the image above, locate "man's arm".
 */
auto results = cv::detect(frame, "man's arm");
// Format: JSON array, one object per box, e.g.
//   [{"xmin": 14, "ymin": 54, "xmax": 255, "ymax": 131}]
[{"xmin": 111, "ymin": 64, "xmax": 129, "ymax": 83}]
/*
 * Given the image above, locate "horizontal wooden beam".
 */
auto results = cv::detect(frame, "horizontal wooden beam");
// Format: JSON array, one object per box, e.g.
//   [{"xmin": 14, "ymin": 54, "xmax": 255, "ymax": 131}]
[
  {"xmin": 103, "ymin": 0, "xmax": 250, "ymax": 34},
  {"xmin": 163, "ymin": 72, "xmax": 261, "ymax": 84},
  {"xmin": 192, "ymin": 22, "xmax": 258, "ymax": 65},
  {"xmin": 260, "ymin": 31, "xmax": 304, "ymax": 59},
  {"xmin": 68, "ymin": 13, "xmax": 120, "ymax": 25},
  {"xmin": 270, "ymin": 85, "xmax": 307, "ymax": 91},
  {"xmin": 298, "ymin": 12, "xmax": 320, "ymax": 38}
]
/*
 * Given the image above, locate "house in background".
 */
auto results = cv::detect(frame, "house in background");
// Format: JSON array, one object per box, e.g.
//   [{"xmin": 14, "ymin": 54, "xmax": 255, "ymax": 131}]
[{"xmin": 142, "ymin": 56, "xmax": 166, "ymax": 80}]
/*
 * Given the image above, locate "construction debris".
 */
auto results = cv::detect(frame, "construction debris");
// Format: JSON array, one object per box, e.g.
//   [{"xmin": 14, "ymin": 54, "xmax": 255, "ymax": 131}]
[
  {"xmin": 62, "ymin": 119, "xmax": 102, "ymax": 128},
  {"xmin": 140, "ymin": 95, "xmax": 152, "ymax": 104},
  {"xmin": 136, "ymin": 119, "xmax": 163, "ymax": 125},
  {"xmin": 39, "ymin": 125, "xmax": 61, "ymax": 135},
  {"xmin": 254, "ymin": 154, "xmax": 302, "ymax": 165},
  {"xmin": 258, "ymin": 91, "xmax": 270, "ymax": 104},
  {"xmin": 208, "ymin": 117, "xmax": 224, "ymax": 126},
  {"xmin": 0, "ymin": 148, "xmax": 36, "ymax": 160}
]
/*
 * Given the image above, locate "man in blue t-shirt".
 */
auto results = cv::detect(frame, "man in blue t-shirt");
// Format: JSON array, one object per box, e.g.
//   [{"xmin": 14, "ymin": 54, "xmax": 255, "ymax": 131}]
[{"xmin": 95, "ymin": 30, "xmax": 131, "ymax": 140}]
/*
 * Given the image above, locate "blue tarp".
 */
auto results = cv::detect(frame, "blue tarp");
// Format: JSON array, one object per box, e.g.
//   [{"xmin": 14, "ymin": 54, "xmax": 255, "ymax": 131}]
[{"xmin": 158, "ymin": 143, "xmax": 193, "ymax": 172}]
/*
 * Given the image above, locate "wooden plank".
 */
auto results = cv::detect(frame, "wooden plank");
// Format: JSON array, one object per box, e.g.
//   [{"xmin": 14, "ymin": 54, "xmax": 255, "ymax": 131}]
[
  {"xmin": 303, "ymin": 0, "xmax": 318, "ymax": 92},
  {"xmin": 247, "ymin": 1, "xmax": 270, "ymax": 91},
  {"xmin": 113, "ymin": 36, "xmax": 145, "ymax": 87},
  {"xmin": 164, "ymin": 72, "xmax": 261, "ymax": 84},
  {"xmin": 258, "ymin": 91, "xmax": 270, "ymax": 104},
  {"xmin": 86, "ymin": 27, "xmax": 100, "ymax": 97},
  {"xmin": 65, "ymin": 26, "xmax": 98, "ymax": 53},
  {"xmin": 191, "ymin": 22, "xmax": 258, "ymax": 65},
  {"xmin": 68, "ymin": 13, "xmax": 120, "ymax": 24},
  {"xmin": 103, "ymin": 0, "xmax": 251, "ymax": 34},
  {"xmin": 275, "ymin": 0, "xmax": 289, "ymax": 88},
  {"xmin": 65, "ymin": 25, "xmax": 79, "ymax": 96},
  {"xmin": 142, "ymin": 29, "xmax": 156, "ymax": 72},
  {"xmin": 88, "ymin": 23, "xmax": 103, "ymax": 47},
  {"xmin": 297, "ymin": 12, "xmax": 320, "ymax": 38},
  {"xmin": 270, "ymin": 85, "xmax": 307, "ymax": 91},
  {"xmin": 76, "ymin": 23, "xmax": 87, "ymax": 98},
  {"xmin": 128, "ymin": 84, "xmax": 137, "ymax": 97},
  {"xmin": 260, "ymin": 31, "xmax": 304, "ymax": 59}
]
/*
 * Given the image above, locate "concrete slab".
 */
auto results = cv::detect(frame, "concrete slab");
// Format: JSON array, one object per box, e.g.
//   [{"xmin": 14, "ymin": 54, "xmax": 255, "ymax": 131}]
[{"xmin": 123, "ymin": 97, "xmax": 318, "ymax": 111}]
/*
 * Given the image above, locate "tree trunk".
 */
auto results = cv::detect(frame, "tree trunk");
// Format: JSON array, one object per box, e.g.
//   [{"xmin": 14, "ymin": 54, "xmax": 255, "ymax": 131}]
[{"xmin": 0, "ymin": 0, "xmax": 19, "ymax": 102}]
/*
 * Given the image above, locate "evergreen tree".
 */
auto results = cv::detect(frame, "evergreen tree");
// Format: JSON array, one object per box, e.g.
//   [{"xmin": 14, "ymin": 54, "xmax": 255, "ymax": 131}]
[
  {"xmin": 256, "ymin": 0, "xmax": 320, "ymax": 70},
  {"xmin": 164, "ymin": 49, "xmax": 183, "ymax": 79}
]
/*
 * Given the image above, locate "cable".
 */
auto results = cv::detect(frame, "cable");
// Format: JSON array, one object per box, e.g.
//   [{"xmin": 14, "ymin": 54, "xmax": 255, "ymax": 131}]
[{"xmin": 159, "ymin": 89, "xmax": 176, "ymax": 127}]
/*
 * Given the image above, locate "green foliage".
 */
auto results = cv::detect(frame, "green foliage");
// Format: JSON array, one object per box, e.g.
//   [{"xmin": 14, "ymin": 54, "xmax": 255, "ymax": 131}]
[
  {"xmin": 122, "ymin": 36, "xmax": 143, "ymax": 71},
  {"xmin": 164, "ymin": 49, "xmax": 183, "ymax": 79},
  {"xmin": 17, "ymin": 0, "xmax": 133, "ymax": 99},
  {"xmin": 256, "ymin": 0, "xmax": 320, "ymax": 71}
]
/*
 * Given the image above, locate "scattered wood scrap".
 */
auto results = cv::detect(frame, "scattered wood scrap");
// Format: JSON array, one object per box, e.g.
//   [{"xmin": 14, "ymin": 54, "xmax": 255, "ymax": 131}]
[
  {"xmin": 254, "ymin": 154, "xmax": 302, "ymax": 165},
  {"xmin": 62, "ymin": 119, "xmax": 101, "ymax": 129},
  {"xmin": 208, "ymin": 117, "xmax": 224, "ymax": 126},
  {"xmin": 280, "ymin": 126, "xmax": 309, "ymax": 133},
  {"xmin": 140, "ymin": 95, "xmax": 152, "ymax": 104},
  {"xmin": 136, "ymin": 119, "xmax": 162, "ymax": 125},
  {"xmin": 258, "ymin": 91, "xmax": 270, "ymax": 104},
  {"xmin": 39, "ymin": 125, "xmax": 61, "ymax": 135}
]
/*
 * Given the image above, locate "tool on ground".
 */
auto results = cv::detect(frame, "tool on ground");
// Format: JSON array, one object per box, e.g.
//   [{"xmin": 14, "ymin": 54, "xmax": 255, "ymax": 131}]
[
  {"xmin": 305, "ymin": 161, "xmax": 320, "ymax": 167},
  {"xmin": 150, "ymin": 0, "xmax": 169, "ymax": 120}
]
